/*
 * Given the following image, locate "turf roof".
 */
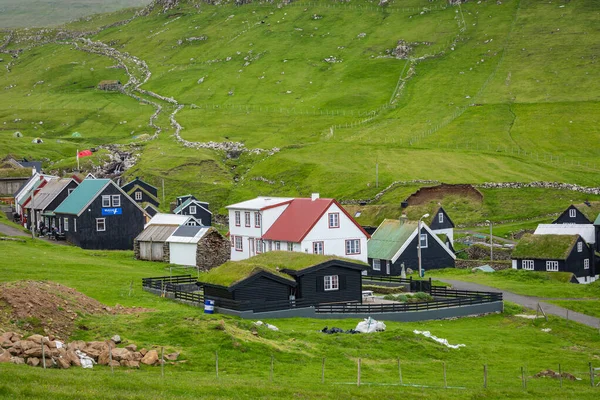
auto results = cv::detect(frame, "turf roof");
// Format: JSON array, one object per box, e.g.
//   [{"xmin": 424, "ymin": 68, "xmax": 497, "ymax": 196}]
[
  {"xmin": 199, "ymin": 251, "xmax": 366, "ymax": 287},
  {"xmin": 512, "ymin": 234, "xmax": 579, "ymax": 260},
  {"xmin": 368, "ymin": 219, "xmax": 418, "ymax": 260}
]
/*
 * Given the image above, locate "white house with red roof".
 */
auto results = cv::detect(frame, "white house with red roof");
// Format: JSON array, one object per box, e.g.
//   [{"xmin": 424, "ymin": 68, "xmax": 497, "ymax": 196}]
[{"xmin": 226, "ymin": 194, "xmax": 370, "ymax": 263}]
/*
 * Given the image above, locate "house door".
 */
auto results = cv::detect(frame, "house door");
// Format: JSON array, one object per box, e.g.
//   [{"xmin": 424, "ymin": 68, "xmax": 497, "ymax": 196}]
[
  {"xmin": 386, "ymin": 261, "xmax": 390, "ymax": 275},
  {"xmin": 249, "ymin": 237, "xmax": 255, "ymax": 257}
]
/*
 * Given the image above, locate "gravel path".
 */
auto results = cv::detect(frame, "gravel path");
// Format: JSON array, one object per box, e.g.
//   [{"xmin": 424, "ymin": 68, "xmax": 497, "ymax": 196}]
[
  {"xmin": 0, "ymin": 221, "xmax": 28, "ymax": 237},
  {"xmin": 439, "ymin": 278, "xmax": 600, "ymax": 329}
]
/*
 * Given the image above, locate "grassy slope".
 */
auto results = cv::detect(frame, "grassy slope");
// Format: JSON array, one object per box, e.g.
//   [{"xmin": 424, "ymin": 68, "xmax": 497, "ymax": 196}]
[
  {"xmin": 1, "ymin": 239, "xmax": 600, "ymax": 398},
  {"xmin": 1, "ymin": 0, "xmax": 600, "ymax": 223}
]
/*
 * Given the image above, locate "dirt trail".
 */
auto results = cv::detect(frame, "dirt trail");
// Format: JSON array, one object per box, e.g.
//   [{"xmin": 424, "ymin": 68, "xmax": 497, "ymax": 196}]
[{"xmin": 0, "ymin": 222, "xmax": 27, "ymax": 237}]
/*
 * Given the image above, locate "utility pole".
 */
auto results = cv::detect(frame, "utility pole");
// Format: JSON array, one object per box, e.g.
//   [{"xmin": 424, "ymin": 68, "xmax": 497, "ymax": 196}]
[{"xmin": 486, "ymin": 220, "xmax": 493, "ymax": 261}]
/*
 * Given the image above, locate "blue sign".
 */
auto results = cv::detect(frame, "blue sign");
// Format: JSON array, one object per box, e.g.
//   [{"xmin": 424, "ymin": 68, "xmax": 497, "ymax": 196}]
[{"xmin": 102, "ymin": 208, "xmax": 122, "ymax": 216}]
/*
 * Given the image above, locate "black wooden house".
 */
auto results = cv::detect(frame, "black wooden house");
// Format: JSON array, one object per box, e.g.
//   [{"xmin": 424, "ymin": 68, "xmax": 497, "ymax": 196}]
[
  {"xmin": 121, "ymin": 177, "xmax": 160, "ymax": 208},
  {"xmin": 553, "ymin": 205, "xmax": 594, "ymax": 225},
  {"xmin": 173, "ymin": 195, "xmax": 212, "ymax": 226},
  {"xmin": 54, "ymin": 179, "xmax": 148, "ymax": 250},
  {"xmin": 367, "ymin": 218, "xmax": 455, "ymax": 276},
  {"xmin": 511, "ymin": 234, "xmax": 596, "ymax": 284},
  {"xmin": 24, "ymin": 178, "xmax": 78, "ymax": 231},
  {"xmin": 199, "ymin": 252, "xmax": 366, "ymax": 310}
]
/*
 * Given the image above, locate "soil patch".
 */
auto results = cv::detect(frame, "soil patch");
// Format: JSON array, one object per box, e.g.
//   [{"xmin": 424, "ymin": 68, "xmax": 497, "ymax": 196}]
[
  {"xmin": 406, "ymin": 184, "xmax": 483, "ymax": 205},
  {"xmin": 0, "ymin": 281, "xmax": 151, "ymax": 340}
]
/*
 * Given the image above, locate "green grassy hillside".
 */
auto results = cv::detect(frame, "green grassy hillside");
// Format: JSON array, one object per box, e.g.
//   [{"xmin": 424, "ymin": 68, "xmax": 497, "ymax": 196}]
[{"xmin": 1, "ymin": 0, "xmax": 599, "ymax": 222}]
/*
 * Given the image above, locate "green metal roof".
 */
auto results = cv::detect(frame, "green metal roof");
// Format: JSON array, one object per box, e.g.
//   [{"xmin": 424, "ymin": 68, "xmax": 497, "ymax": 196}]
[
  {"xmin": 368, "ymin": 219, "xmax": 418, "ymax": 260},
  {"xmin": 54, "ymin": 179, "xmax": 110, "ymax": 215},
  {"xmin": 512, "ymin": 234, "xmax": 578, "ymax": 260},
  {"xmin": 173, "ymin": 198, "xmax": 192, "ymax": 214}
]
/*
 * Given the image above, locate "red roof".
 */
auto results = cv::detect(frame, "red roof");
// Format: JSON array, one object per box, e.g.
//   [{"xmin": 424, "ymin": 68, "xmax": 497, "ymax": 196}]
[{"xmin": 261, "ymin": 198, "xmax": 370, "ymax": 242}]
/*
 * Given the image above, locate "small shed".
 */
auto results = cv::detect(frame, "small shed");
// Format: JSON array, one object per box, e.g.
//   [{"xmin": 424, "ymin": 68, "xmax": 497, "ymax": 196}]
[
  {"xmin": 166, "ymin": 225, "xmax": 229, "ymax": 270},
  {"xmin": 134, "ymin": 213, "xmax": 191, "ymax": 262},
  {"xmin": 97, "ymin": 80, "xmax": 122, "ymax": 91}
]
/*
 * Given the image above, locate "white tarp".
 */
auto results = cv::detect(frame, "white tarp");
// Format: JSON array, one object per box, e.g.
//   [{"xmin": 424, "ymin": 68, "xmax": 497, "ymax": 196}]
[
  {"xmin": 76, "ymin": 350, "xmax": 96, "ymax": 369},
  {"xmin": 355, "ymin": 317, "xmax": 386, "ymax": 333},
  {"xmin": 413, "ymin": 330, "xmax": 465, "ymax": 349},
  {"xmin": 254, "ymin": 321, "xmax": 279, "ymax": 331}
]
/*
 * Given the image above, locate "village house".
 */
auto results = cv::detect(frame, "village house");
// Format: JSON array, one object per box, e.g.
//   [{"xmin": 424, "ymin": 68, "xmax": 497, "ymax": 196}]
[
  {"xmin": 367, "ymin": 217, "xmax": 456, "ymax": 276},
  {"xmin": 199, "ymin": 252, "xmax": 366, "ymax": 310},
  {"xmin": 226, "ymin": 194, "xmax": 370, "ymax": 263},
  {"xmin": 54, "ymin": 178, "xmax": 148, "ymax": 250},
  {"xmin": 511, "ymin": 233, "xmax": 596, "ymax": 284},
  {"xmin": 173, "ymin": 195, "xmax": 212, "ymax": 226},
  {"xmin": 428, "ymin": 206, "xmax": 455, "ymax": 245},
  {"xmin": 24, "ymin": 178, "xmax": 79, "ymax": 231},
  {"xmin": 13, "ymin": 172, "xmax": 57, "ymax": 221},
  {"xmin": 134, "ymin": 213, "xmax": 192, "ymax": 262},
  {"xmin": 553, "ymin": 204, "xmax": 597, "ymax": 225},
  {"xmin": 121, "ymin": 177, "xmax": 160, "ymax": 208}
]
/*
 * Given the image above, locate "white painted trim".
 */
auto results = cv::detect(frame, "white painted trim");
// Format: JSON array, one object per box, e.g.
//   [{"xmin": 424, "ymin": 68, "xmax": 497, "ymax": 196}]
[{"xmin": 391, "ymin": 223, "xmax": 456, "ymax": 263}]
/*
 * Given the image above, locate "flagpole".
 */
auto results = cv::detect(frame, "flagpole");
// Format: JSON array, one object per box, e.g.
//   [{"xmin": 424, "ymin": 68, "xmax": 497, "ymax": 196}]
[{"xmin": 77, "ymin": 149, "xmax": 80, "ymax": 171}]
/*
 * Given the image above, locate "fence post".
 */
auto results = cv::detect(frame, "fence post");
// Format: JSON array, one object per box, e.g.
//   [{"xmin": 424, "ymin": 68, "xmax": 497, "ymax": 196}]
[
  {"xmin": 483, "ymin": 364, "xmax": 487, "ymax": 388},
  {"xmin": 357, "ymin": 358, "xmax": 361, "ymax": 387},
  {"xmin": 270, "ymin": 354, "xmax": 274, "ymax": 382},
  {"xmin": 443, "ymin": 362, "xmax": 447, "ymax": 388},
  {"xmin": 321, "ymin": 357, "xmax": 325, "ymax": 383},
  {"xmin": 590, "ymin": 362, "xmax": 594, "ymax": 387},
  {"xmin": 521, "ymin": 366, "xmax": 526, "ymax": 389},
  {"xmin": 559, "ymin": 363, "xmax": 562, "ymax": 388},
  {"xmin": 398, "ymin": 358, "xmax": 403, "ymax": 385},
  {"xmin": 161, "ymin": 347, "xmax": 164, "ymax": 378},
  {"xmin": 108, "ymin": 342, "xmax": 113, "ymax": 374},
  {"xmin": 41, "ymin": 341, "xmax": 46, "ymax": 369},
  {"xmin": 216, "ymin": 351, "xmax": 219, "ymax": 379}
]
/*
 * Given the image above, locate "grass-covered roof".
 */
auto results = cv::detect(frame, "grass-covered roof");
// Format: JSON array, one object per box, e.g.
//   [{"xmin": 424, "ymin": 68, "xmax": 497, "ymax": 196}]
[
  {"xmin": 199, "ymin": 252, "xmax": 366, "ymax": 288},
  {"xmin": 512, "ymin": 234, "xmax": 579, "ymax": 260}
]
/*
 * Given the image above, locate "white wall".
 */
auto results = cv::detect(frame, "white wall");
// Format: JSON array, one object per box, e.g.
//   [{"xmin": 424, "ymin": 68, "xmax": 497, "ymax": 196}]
[
  {"xmin": 431, "ymin": 227, "xmax": 454, "ymax": 244},
  {"xmin": 169, "ymin": 242, "xmax": 196, "ymax": 266}
]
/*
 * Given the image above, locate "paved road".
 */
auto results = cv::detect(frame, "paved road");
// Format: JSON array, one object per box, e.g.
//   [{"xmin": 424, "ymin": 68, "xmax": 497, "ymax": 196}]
[
  {"xmin": 439, "ymin": 278, "xmax": 600, "ymax": 329},
  {"xmin": 0, "ymin": 221, "xmax": 28, "ymax": 237}
]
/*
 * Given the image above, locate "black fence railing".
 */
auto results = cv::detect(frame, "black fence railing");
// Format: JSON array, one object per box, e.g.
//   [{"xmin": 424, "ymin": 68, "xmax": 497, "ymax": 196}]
[
  {"xmin": 142, "ymin": 275, "xmax": 502, "ymax": 315},
  {"xmin": 364, "ymin": 275, "xmax": 432, "ymax": 293}
]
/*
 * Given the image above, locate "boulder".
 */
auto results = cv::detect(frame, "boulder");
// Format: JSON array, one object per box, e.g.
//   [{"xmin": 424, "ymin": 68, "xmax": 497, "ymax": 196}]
[
  {"xmin": 11, "ymin": 357, "xmax": 25, "ymax": 365},
  {"xmin": 57, "ymin": 357, "xmax": 71, "ymax": 369},
  {"xmin": 27, "ymin": 357, "xmax": 40, "ymax": 367},
  {"xmin": 165, "ymin": 352, "xmax": 179, "ymax": 361},
  {"xmin": 68, "ymin": 340, "xmax": 87, "ymax": 351},
  {"xmin": 86, "ymin": 341, "xmax": 108, "ymax": 351},
  {"xmin": 0, "ymin": 350, "xmax": 11, "ymax": 363},
  {"xmin": 24, "ymin": 345, "xmax": 50, "ymax": 358},
  {"xmin": 111, "ymin": 335, "xmax": 122, "ymax": 344},
  {"xmin": 1, "ymin": 340, "xmax": 12, "ymax": 349},
  {"xmin": 66, "ymin": 349, "xmax": 81, "ymax": 367},
  {"xmin": 0, "ymin": 332, "xmax": 13, "ymax": 343},
  {"xmin": 125, "ymin": 344, "xmax": 137, "ymax": 352},
  {"xmin": 19, "ymin": 340, "xmax": 36, "ymax": 351},
  {"xmin": 27, "ymin": 334, "xmax": 44, "ymax": 344},
  {"xmin": 131, "ymin": 352, "xmax": 143, "ymax": 361},
  {"xmin": 111, "ymin": 348, "xmax": 132, "ymax": 362},
  {"xmin": 141, "ymin": 350, "xmax": 158, "ymax": 366},
  {"xmin": 98, "ymin": 349, "xmax": 110, "ymax": 365},
  {"xmin": 139, "ymin": 348, "xmax": 148, "ymax": 357},
  {"xmin": 109, "ymin": 360, "xmax": 121, "ymax": 368},
  {"xmin": 121, "ymin": 360, "xmax": 140, "ymax": 369},
  {"xmin": 81, "ymin": 347, "xmax": 101, "ymax": 360}
]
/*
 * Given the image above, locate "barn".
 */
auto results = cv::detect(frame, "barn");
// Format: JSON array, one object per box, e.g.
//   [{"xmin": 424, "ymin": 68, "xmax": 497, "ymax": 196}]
[
  {"xmin": 134, "ymin": 213, "xmax": 191, "ymax": 262},
  {"xmin": 166, "ymin": 225, "xmax": 229, "ymax": 270}
]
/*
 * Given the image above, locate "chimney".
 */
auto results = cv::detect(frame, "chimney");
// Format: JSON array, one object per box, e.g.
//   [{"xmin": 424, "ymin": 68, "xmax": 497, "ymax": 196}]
[
  {"xmin": 311, "ymin": 193, "xmax": 320, "ymax": 201},
  {"xmin": 399, "ymin": 214, "xmax": 408, "ymax": 224}
]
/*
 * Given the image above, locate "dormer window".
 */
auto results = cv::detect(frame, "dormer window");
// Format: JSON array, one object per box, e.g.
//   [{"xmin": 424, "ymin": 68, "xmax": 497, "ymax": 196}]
[
  {"xmin": 438, "ymin": 213, "xmax": 443, "ymax": 223},
  {"xmin": 569, "ymin": 209, "xmax": 576, "ymax": 218}
]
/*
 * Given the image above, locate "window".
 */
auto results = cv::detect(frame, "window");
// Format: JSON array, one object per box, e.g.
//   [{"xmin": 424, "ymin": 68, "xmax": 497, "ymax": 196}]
[
  {"xmin": 287, "ymin": 242, "xmax": 294, "ymax": 252},
  {"xmin": 255, "ymin": 238, "xmax": 262, "ymax": 253},
  {"xmin": 546, "ymin": 261, "xmax": 559, "ymax": 272},
  {"xmin": 275, "ymin": 241, "xmax": 281, "ymax": 250},
  {"xmin": 68, "ymin": 188, "xmax": 75, "ymax": 195},
  {"xmin": 522, "ymin": 260, "xmax": 534, "ymax": 270},
  {"xmin": 96, "ymin": 218, "xmax": 106, "ymax": 232},
  {"xmin": 328, "ymin": 212, "xmax": 339, "ymax": 228},
  {"xmin": 373, "ymin": 259, "xmax": 381, "ymax": 271},
  {"xmin": 438, "ymin": 213, "xmax": 444, "ymax": 223},
  {"xmin": 102, "ymin": 195, "xmax": 111, "ymax": 207},
  {"xmin": 313, "ymin": 241, "xmax": 324, "ymax": 255},
  {"xmin": 74, "ymin": 218, "xmax": 77, "ymax": 232},
  {"xmin": 577, "ymin": 242, "xmax": 583, "ymax": 252},
  {"xmin": 419, "ymin": 234, "xmax": 428, "ymax": 248},
  {"xmin": 584, "ymin": 259, "xmax": 590, "ymax": 269},
  {"xmin": 235, "ymin": 211, "xmax": 241, "ymax": 226},
  {"xmin": 187, "ymin": 220, "xmax": 197, "ymax": 226},
  {"xmin": 189, "ymin": 205, "xmax": 197, "ymax": 215},
  {"xmin": 324, "ymin": 275, "xmax": 339, "ymax": 291},
  {"xmin": 254, "ymin": 212, "xmax": 261, "ymax": 228},
  {"xmin": 345, "ymin": 239, "xmax": 361, "ymax": 255},
  {"xmin": 234, "ymin": 236, "xmax": 243, "ymax": 251},
  {"xmin": 244, "ymin": 212, "xmax": 251, "ymax": 227},
  {"xmin": 135, "ymin": 191, "xmax": 142, "ymax": 201},
  {"xmin": 64, "ymin": 217, "xmax": 69, "ymax": 232},
  {"xmin": 569, "ymin": 208, "xmax": 576, "ymax": 218},
  {"xmin": 111, "ymin": 195, "xmax": 121, "ymax": 207}
]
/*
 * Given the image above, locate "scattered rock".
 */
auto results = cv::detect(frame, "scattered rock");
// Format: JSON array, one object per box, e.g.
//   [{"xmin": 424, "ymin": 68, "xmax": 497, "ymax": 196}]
[
  {"xmin": 27, "ymin": 357, "xmax": 40, "ymax": 367},
  {"xmin": 57, "ymin": 357, "xmax": 70, "ymax": 369},
  {"xmin": 141, "ymin": 350, "xmax": 159, "ymax": 365},
  {"xmin": 125, "ymin": 344, "xmax": 137, "ymax": 352},
  {"xmin": 165, "ymin": 352, "xmax": 179, "ymax": 361},
  {"xmin": 111, "ymin": 335, "xmax": 121, "ymax": 344},
  {"xmin": 11, "ymin": 357, "xmax": 25, "ymax": 365},
  {"xmin": 109, "ymin": 360, "xmax": 121, "ymax": 368},
  {"xmin": 0, "ymin": 350, "xmax": 12, "ymax": 363}
]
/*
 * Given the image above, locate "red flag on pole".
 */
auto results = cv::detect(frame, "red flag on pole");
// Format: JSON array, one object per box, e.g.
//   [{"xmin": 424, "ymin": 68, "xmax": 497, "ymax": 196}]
[{"xmin": 77, "ymin": 149, "xmax": 93, "ymax": 158}]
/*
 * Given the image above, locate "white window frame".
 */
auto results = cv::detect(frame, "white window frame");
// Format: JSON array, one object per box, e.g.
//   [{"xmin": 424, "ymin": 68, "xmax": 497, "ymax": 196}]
[
  {"xmin": 135, "ymin": 191, "xmax": 142, "ymax": 201},
  {"xmin": 569, "ymin": 208, "xmax": 576, "ymax": 218},
  {"xmin": 254, "ymin": 212, "xmax": 261, "ymax": 228},
  {"xmin": 275, "ymin": 241, "xmax": 281, "ymax": 250},
  {"xmin": 522, "ymin": 260, "xmax": 534, "ymax": 270},
  {"xmin": 287, "ymin": 242, "xmax": 294, "ymax": 252},
  {"xmin": 63, "ymin": 217, "xmax": 69, "ymax": 232},
  {"xmin": 420, "ymin": 234, "xmax": 428, "ymax": 248},
  {"xmin": 345, "ymin": 239, "xmax": 361, "ymax": 255},
  {"xmin": 328, "ymin": 212, "xmax": 339, "ymax": 228},
  {"xmin": 546, "ymin": 261, "xmax": 559, "ymax": 272},
  {"xmin": 584, "ymin": 259, "xmax": 590, "ymax": 269},
  {"xmin": 111, "ymin": 195, "xmax": 121, "ymax": 207},
  {"xmin": 235, "ymin": 211, "xmax": 241, "ymax": 226},
  {"xmin": 324, "ymin": 275, "xmax": 339, "ymax": 291},
  {"xmin": 234, "ymin": 236, "xmax": 243, "ymax": 251},
  {"xmin": 313, "ymin": 241, "xmax": 324, "ymax": 255},
  {"xmin": 244, "ymin": 212, "xmax": 251, "ymax": 227},
  {"xmin": 255, "ymin": 238, "xmax": 262, "ymax": 253},
  {"xmin": 373, "ymin": 259, "xmax": 381, "ymax": 271},
  {"xmin": 101, "ymin": 195, "xmax": 111, "ymax": 207},
  {"xmin": 189, "ymin": 205, "xmax": 197, "ymax": 214},
  {"xmin": 68, "ymin": 188, "xmax": 75, "ymax": 195},
  {"xmin": 96, "ymin": 218, "xmax": 106, "ymax": 232},
  {"xmin": 74, "ymin": 218, "xmax": 77, "ymax": 232},
  {"xmin": 577, "ymin": 242, "xmax": 583, "ymax": 252},
  {"xmin": 438, "ymin": 213, "xmax": 443, "ymax": 223}
]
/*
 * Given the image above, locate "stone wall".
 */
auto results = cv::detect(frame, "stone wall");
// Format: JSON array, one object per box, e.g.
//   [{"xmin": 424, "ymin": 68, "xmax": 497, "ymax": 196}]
[
  {"xmin": 196, "ymin": 229, "xmax": 230, "ymax": 271},
  {"xmin": 455, "ymin": 259, "xmax": 512, "ymax": 271},
  {"xmin": 163, "ymin": 242, "xmax": 170, "ymax": 263},
  {"xmin": 133, "ymin": 239, "xmax": 140, "ymax": 259},
  {"xmin": 466, "ymin": 244, "xmax": 512, "ymax": 261}
]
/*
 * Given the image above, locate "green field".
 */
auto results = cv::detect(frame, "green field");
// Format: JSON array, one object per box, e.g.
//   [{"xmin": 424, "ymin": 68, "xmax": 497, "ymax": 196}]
[
  {"xmin": 2, "ymin": 238, "xmax": 600, "ymax": 398},
  {"xmin": 1, "ymin": 0, "xmax": 600, "ymax": 226}
]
